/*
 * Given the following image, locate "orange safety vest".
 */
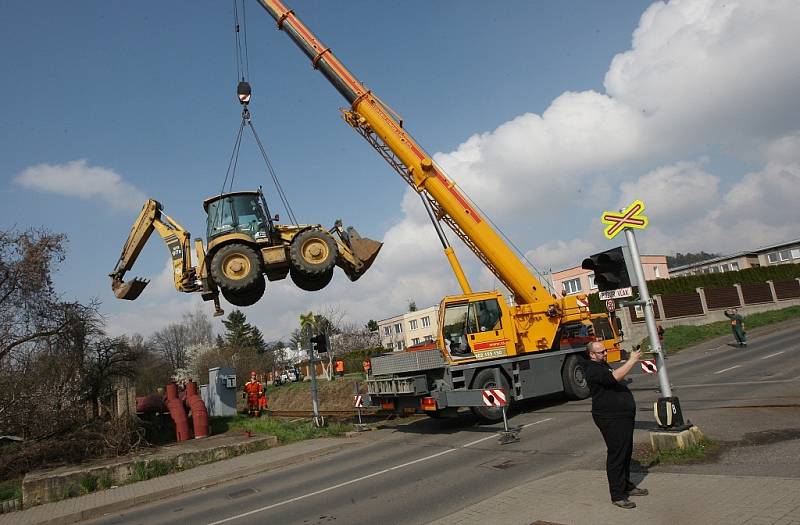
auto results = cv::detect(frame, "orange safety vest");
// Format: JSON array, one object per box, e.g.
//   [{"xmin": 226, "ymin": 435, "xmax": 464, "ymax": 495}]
[{"xmin": 335, "ymin": 360, "xmax": 344, "ymax": 372}]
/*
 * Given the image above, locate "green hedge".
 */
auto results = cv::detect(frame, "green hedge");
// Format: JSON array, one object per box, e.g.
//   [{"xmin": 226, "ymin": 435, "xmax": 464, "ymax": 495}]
[{"xmin": 586, "ymin": 263, "xmax": 800, "ymax": 312}]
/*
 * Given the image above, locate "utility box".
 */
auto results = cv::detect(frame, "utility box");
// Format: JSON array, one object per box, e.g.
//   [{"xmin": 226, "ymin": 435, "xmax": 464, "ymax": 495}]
[{"xmin": 204, "ymin": 367, "xmax": 238, "ymax": 417}]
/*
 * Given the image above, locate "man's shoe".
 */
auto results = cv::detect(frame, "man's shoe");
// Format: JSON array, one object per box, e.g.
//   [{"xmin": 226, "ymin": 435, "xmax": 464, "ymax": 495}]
[
  {"xmin": 612, "ymin": 499, "xmax": 636, "ymax": 509},
  {"xmin": 627, "ymin": 487, "xmax": 649, "ymax": 496}
]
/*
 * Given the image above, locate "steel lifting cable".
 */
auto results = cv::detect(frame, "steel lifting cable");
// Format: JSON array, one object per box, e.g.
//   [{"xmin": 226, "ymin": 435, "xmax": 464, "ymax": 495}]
[{"xmin": 217, "ymin": 0, "xmax": 298, "ymax": 225}]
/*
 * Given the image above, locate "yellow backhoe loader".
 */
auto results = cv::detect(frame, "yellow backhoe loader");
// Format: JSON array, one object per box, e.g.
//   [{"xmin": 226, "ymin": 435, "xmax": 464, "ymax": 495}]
[{"xmin": 110, "ymin": 189, "xmax": 381, "ymax": 315}]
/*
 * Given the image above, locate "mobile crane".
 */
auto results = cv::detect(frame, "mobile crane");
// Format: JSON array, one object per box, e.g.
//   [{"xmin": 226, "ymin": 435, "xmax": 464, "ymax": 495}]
[
  {"xmin": 110, "ymin": 189, "xmax": 381, "ymax": 314},
  {"xmin": 256, "ymin": 0, "xmax": 622, "ymax": 420}
]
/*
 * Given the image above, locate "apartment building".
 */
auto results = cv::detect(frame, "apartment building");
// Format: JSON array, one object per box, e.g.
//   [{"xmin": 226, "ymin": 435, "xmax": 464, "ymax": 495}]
[{"xmin": 377, "ymin": 305, "xmax": 439, "ymax": 351}]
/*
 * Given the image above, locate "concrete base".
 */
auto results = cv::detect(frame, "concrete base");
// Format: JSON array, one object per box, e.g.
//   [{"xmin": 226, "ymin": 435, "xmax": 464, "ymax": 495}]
[
  {"xmin": 22, "ymin": 433, "xmax": 277, "ymax": 507},
  {"xmin": 649, "ymin": 425, "xmax": 704, "ymax": 453}
]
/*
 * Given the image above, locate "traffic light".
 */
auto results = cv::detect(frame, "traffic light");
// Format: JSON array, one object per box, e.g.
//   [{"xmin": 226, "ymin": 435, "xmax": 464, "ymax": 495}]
[
  {"xmin": 310, "ymin": 333, "xmax": 329, "ymax": 353},
  {"xmin": 581, "ymin": 246, "xmax": 631, "ymax": 292}
]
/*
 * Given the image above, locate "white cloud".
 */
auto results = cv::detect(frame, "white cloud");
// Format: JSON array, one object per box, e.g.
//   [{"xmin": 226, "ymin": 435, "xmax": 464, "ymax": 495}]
[
  {"xmin": 105, "ymin": 0, "xmax": 800, "ymax": 338},
  {"xmin": 14, "ymin": 159, "xmax": 146, "ymax": 212}
]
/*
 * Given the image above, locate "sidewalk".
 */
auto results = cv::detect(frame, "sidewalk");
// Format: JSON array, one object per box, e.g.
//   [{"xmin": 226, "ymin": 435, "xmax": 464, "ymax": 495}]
[
  {"xmin": 0, "ymin": 436, "xmax": 362, "ymax": 525},
  {"xmin": 425, "ymin": 469, "xmax": 800, "ymax": 525}
]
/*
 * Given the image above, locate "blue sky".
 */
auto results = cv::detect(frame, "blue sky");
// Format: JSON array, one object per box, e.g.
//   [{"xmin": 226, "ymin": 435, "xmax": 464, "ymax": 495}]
[{"xmin": 2, "ymin": 1, "xmax": 799, "ymax": 341}]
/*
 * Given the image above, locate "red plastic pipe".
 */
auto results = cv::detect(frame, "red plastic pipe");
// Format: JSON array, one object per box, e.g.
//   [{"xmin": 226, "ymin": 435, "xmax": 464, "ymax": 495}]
[
  {"xmin": 165, "ymin": 382, "xmax": 191, "ymax": 441},
  {"xmin": 185, "ymin": 381, "xmax": 209, "ymax": 439}
]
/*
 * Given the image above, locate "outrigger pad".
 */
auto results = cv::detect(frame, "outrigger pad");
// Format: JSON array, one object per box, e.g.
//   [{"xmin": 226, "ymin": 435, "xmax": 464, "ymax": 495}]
[{"xmin": 111, "ymin": 276, "xmax": 149, "ymax": 300}]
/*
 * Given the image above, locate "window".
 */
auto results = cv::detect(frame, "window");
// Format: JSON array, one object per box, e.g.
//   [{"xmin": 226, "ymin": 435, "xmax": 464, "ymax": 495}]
[
  {"xmin": 395, "ymin": 341, "xmax": 404, "ymax": 350},
  {"xmin": 591, "ymin": 318, "xmax": 615, "ymax": 341},
  {"xmin": 424, "ymin": 335, "xmax": 433, "ymax": 342},
  {"xmin": 421, "ymin": 316, "xmax": 431, "ymax": 328},
  {"xmin": 409, "ymin": 319, "xmax": 418, "ymax": 330},
  {"xmin": 588, "ymin": 274, "xmax": 597, "ymax": 289},
  {"xmin": 768, "ymin": 250, "xmax": 791, "ymax": 263},
  {"xmin": 475, "ymin": 299, "xmax": 503, "ymax": 332},
  {"xmin": 442, "ymin": 303, "xmax": 470, "ymax": 355},
  {"xmin": 792, "ymin": 249, "xmax": 800, "ymax": 260},
  {"xmin": 654, "ymin": 266, "xmax": 661, "ymax": 278},
  {"xmin": 394, "ymin": 323, "xmax": 402, "ymax": 334},
  {"xmin": 383, "ymin": 326, "xmax": 390, "ymax": 336},
  {"xmin": 411, "ymin": 338, "xmax": 420, "ymax": 345},
  {"xmin": 730, "ymin": 261, "xmax": 740, "ymax": 270},
  {"xmin": 563, "ymin": 277, "xmax": 581, "ymax": 294}
]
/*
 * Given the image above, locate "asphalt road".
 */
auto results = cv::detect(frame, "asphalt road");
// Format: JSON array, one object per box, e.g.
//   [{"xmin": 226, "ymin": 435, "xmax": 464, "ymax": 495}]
[{"xmin": 85, "ymin": 320, "xmax": 800, "ymax": 525}]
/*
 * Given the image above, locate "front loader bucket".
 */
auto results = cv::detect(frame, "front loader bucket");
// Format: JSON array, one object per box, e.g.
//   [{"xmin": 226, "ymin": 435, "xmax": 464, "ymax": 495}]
[
  {"xmin": 342, "ymin": 226, "xmax": 382, "ymax": 280},
  {"xmin": 111, "ymin": 276, "xmax": 149, "ymax": 300}
]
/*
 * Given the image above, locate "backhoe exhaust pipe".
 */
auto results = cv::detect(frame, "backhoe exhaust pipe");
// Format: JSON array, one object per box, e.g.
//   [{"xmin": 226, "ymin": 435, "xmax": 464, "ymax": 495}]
[{"xmin": 111, "ymin": 275, "xmax": 150, "ymax": 300}]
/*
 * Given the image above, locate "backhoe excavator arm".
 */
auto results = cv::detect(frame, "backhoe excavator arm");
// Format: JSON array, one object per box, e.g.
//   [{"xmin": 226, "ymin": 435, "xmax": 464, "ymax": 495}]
[{"xmin": 110, "ymin": 199, "xmax": 200, "ymax": 300}]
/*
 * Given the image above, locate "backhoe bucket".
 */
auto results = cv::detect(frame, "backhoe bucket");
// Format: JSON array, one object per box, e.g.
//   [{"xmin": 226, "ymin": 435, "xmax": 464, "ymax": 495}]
[
  {"xmin": 111, "ymin": 276, "xmax": 150, "ymax": 300},
  {"xmin": 342, "ymin": 226, "xmax": 382, "ymax": 280}
]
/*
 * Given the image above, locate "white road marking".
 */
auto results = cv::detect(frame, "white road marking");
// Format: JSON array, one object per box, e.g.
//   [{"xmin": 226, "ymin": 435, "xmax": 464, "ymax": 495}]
[
  {"xmin": 760, "ymin": 351, "xmax": 785, "ymax": 360},
  {"xmin": 207, "ymin": 417, "xmax": 553, "ymax": 525},
  {"xmin": 676, "ymin": 378, "xmax": 799, "ymax": 389},
  {"xmin": 713, "ymin": 365, "xmax": 741, "ymax": 375}
]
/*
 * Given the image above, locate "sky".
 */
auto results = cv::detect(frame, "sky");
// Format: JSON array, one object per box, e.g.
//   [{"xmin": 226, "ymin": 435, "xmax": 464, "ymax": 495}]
[{"xmin": 2, "ymin": 0, "xmax": 799, "ymax": 342}]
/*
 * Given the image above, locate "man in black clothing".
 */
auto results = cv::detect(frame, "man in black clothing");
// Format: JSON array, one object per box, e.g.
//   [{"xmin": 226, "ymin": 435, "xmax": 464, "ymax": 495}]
[{"xmin": 586, "ymin": 341, "xmax": 648, "ymax": 509}]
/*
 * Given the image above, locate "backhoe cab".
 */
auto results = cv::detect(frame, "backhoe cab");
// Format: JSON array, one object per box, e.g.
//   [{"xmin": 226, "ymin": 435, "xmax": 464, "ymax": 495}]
[{"xmin": 110, "ymin": 189, "xmax": 381, "ymax": 312}]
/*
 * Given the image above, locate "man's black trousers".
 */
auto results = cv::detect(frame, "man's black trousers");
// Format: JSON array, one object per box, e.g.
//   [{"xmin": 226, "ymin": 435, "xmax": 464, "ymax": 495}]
[{"xmin": 593, "ymin": 415, "xmax": 634, "ymax": 501}]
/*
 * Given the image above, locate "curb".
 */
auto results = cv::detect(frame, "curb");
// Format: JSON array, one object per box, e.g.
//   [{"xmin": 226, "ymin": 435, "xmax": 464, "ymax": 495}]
[{"xmin": 6, "ymin": 440, "xmax": 357, "ymax": 525}]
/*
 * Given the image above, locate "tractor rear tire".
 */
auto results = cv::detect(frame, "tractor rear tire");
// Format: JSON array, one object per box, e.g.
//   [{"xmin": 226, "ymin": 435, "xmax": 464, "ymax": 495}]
[
  {"xmin": 221, "ymin": 275, "xmax": 266, "ymax": 307},
  {"xmin": 289, "ymin": 229, "xmax": 338, "ymax": 278},
  {"xmin": 290, "ymin": 267, "xmax": 334, "ymax": 292},
  {"xmin": 469, "ymin": 368, "xmax": 510, "ymax": 423},
  {"xmin": 562, "ymin": 354, "xmax": 591, "ymax": 400},
  {"xmin": 210, "ymin": 243, "xmax": 263, "ymax": 292}
]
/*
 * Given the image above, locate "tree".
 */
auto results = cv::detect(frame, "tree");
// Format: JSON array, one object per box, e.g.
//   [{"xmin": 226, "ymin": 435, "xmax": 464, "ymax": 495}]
[
  {"xmin": 0, "ymin": 228, "xmax": 74, "ymax": 362},
  {"xmin": 150, "ymin": 307, "xmax": 215, "ymax": 375},
  {"xmin": 221, "ymin": 309, "xmax": 265, "ymax": 353},
  {"xmin": 83, "ymin": 335, "xmax": 142, "ymax": 418},
  {"xmin": 366, "ymin": 319, "xmax": 378, "ymax": 332}
]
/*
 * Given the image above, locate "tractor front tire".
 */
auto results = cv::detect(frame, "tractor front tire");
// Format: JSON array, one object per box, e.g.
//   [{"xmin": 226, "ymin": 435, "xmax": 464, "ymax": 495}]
[
  {"xmin": 290, "ymin": 267, "xmax": 334, "ymax": 292},
  {"xmin": 289, "ymin": 229, "xmax": 338, "ymax": 278}
]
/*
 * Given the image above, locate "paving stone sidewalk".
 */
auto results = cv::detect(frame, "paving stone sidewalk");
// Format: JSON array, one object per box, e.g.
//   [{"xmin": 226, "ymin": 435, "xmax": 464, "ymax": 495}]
[
  {"xmin": 0, "ymin": 436, "xmax": 361, "ymax": 525},
  {"xmin": 425, "ymin": 469, "xmax": 800, "ymax": 525}
]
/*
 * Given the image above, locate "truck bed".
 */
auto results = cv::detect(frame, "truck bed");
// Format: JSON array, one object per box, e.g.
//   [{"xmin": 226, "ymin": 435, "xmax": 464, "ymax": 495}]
[{"xmin": 370, "ymin": 349, "xmax": 446, "ymax": 376}]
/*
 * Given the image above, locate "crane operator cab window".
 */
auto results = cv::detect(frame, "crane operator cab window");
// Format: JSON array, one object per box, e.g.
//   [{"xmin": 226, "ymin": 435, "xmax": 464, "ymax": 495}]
[
  {"xmin": 442, "ymin": 299, "xmax": 503, "ymax": 358},
  {"xmin": 206, "ymin": 193, "xmax": 270, "ymax": 241}
]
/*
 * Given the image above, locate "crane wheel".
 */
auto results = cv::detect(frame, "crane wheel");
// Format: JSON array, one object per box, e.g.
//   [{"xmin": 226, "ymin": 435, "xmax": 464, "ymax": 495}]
[
  {"xmin": 469, "ymin": 368, "xmax": 510, "ymax": 423},
  {"xmin": 290, "ymin": 267, "xmax": 334, "ymax": 292},
  {"xmin": 289, "ymin": 229, "xmax": 338, "ymax": 277},
  {"xmin": 562, "ymin": 354, "xmax": 590, "ymax": 400},
  {"xmin": 221, "ymin": 275, "xmax": 266, "ymax": 307},
  {"xmin": 211, "ymin": 243, "xmax": 263, "ymax": 292}
]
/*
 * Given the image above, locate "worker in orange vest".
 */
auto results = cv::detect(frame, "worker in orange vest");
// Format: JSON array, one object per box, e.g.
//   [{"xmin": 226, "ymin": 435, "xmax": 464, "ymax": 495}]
[
  {"xmin": 335, "ymin": 360, "xmax": 345, "ymax": 378},
  {"xmin": 362, "ymin": 358, "xmax": 371, "ymax": 376},
  {"xmin": 243, "ymin": 371, "xmax": 264, "ymax": 417}
]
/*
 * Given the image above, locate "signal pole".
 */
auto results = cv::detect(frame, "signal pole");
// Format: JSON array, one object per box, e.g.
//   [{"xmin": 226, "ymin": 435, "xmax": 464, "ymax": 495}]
[{"xmin": 301, "ymin": 316, "xmax": 324, "ymax": 427}]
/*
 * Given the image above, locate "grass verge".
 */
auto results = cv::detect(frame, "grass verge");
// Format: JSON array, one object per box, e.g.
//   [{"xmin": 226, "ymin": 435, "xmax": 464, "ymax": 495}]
[
  {"xmin": 640, "ymin": 305, "xmax": 800, "ymax": 352},
  {"xmin": 0, "ymin": 479, "xmax": 21, "ymax": 502},
  {"xmin": 212, "ymin": 415, "xmax": 351, "ymax": 444},
  {"xmin": 634, "ymin": 438, "xmax": 720, "ymax": 467}
]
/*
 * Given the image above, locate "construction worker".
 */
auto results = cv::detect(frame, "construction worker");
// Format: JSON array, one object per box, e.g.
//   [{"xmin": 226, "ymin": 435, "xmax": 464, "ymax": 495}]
[
  {"xmin": 362, "ymin": 357, "xmax": 371, "ymax": 376},
  {"xmin": 243, "ymin": 371, "xmax": 264, "ymax": 417},
  {"xmin": 335, "ymin": 360, "xmax": 345, "ymax": 378},
  {"xmin": 724, "ymin": 308, "xmax": 747, "ymax": 347}
]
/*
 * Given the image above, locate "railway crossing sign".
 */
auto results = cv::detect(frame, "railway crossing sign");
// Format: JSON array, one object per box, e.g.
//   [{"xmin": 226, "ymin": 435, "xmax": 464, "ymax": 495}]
[
  {"xmin": 354, "ymin": 395, "xmax": 364, "ymax": 408},
  {"xmin": 601, "ymin": 200, "xmax": 649, "ymax": 239},
  {"xmin": 641, "ymin": 360, "xmax": 658, "ymax": 374},
  {"xmin": 482, "ymin": 388, "xmax": 507, "ymax": 407}
]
